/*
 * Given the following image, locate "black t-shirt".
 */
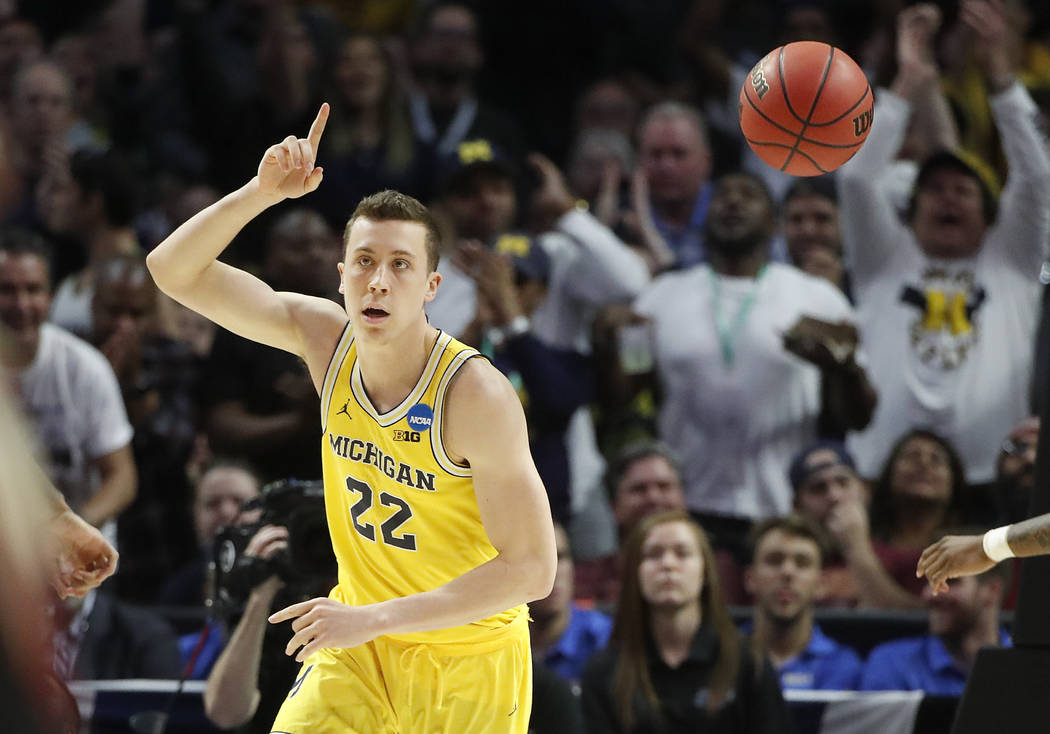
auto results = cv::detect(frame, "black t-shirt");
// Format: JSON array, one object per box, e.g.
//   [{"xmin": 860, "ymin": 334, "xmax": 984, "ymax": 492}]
[
  {"xmin": 580, "ymin": 625, "xmax": 793, "ymax": 734},
  {"xmin": 201, "ymin": 328, "xmax": 322, "ymax": 483}
]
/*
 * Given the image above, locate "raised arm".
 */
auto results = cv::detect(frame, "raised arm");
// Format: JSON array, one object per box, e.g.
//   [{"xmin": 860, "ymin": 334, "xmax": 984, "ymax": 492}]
[
  {"xmin": 964, "ymin": 0, "xmax": 1050, "ymax": 269},
  {"xmin": 269, "ymin": 359, "xmax": 557, "ymax": 661},
  {"xmin": 529, "ymin": 154, "xmax": 650, "ymax": 304},
  {"xmin": 145, "ymin": 104, "xmax": 346, "ymax": 369},
  {"xmin": 837, "ymin": 4, "xmax": 941, "ymax": 279}
]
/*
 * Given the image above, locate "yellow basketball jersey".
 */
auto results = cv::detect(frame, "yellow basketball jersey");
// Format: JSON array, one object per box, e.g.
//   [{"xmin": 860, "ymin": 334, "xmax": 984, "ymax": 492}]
[{"xmin": 319, "ymin": 325, "xmax": 526, "ymax": 644}]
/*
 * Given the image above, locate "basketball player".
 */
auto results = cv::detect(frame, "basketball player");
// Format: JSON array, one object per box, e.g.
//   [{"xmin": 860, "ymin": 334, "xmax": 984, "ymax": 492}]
[
  {"xmin": 145, "ymin": 103, "xmax": 557, "ymax": 733},
  {"xmin": 918, "ymin": 512, "xmax": 1050, "ymax": 594}
]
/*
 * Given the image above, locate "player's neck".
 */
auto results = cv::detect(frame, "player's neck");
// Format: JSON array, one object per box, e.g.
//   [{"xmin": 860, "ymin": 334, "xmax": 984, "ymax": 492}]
[{"xmin": 356, "ymin": 322, "xmax": 439, "ymax": 414}]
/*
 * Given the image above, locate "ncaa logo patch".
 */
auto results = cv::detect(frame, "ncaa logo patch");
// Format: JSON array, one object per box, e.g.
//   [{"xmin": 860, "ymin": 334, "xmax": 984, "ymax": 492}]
[{"xmin": 406, "ymin": 403, "xmax": 434, "ymax": 432}]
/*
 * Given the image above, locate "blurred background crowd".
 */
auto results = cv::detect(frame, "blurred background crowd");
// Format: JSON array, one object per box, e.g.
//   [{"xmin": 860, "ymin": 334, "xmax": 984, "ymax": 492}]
[{"xmin": 2, "ymin": 0, "xmax": 1050, "ymax": 732}]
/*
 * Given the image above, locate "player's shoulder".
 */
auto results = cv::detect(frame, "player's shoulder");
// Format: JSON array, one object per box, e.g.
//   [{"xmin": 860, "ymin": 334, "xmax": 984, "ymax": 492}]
[
  {"xmin": 284, "ymin": 293, "xmax": 349, "ymax": 363},
  {"xmin": 445, "ymin": 355, "xmax": 517, "ymax": 410}
]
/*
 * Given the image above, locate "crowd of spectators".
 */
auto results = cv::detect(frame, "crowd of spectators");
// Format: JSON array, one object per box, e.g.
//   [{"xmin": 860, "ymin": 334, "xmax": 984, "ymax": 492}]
[{"xmin": 2, "ymin": 0, "xmax": 1050, "ymax": 732}]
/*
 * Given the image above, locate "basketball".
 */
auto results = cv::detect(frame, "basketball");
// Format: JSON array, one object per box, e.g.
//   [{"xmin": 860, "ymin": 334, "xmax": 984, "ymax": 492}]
[{"xmin": 739, "ymin": 41, "xmax": 873, "ymax": 176}]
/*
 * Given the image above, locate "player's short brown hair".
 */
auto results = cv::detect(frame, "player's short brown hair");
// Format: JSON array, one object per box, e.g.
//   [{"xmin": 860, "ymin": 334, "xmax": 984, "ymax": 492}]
[{"xmin": 344, "ymin": 190, "xmax": 442, "ymax": 273}]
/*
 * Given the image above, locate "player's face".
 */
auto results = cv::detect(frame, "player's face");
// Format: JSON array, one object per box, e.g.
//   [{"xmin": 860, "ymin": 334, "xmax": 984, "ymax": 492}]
[
  {"xmin": 639, "ymin": 521, "xmax": 705, "ymax": 610},
  {"xmin": 783, "ymin": 194, "xmax": 840, "ymax": 264},
  {"xmin": 746, "ymin": 529, "xmax": 822, "ymax": 624},
  {"xmin": 194, "ymin": 467, "xmax": 260, "ymax": 545},
  {"xmin": 614, "ymin": 456, "xmax": 686, "ymax": 532},
  {"xmin": 0, "ymin": 252, "xmax": 50, "ymax": 355},
  {"xmin": 912, "ymin": 169, "xmax": 987, "ymax": 258},
  {"xmin": 639, "ymin": 116, "xmax": 710, "ymax": 205},
  {"xmin": 889, "ymin": 436, "xmax": 953, "ymax": 504},
  {"xmin": 340, "ymin": 219, "xmax": 439, "ymax": 343}
]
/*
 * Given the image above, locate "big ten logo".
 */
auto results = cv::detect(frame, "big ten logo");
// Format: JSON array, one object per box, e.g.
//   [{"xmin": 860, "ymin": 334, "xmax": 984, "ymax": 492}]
[
  {"xmin": 852, "ymin": 108, "xmax": 873, "ymax": 137},
  {"xmin": 392, "ymin": 429, "xmax": 422, "ymax": 443},
  {"xmin": 406, "ymin": 403, "xmax": 434, "ymax": 433},
  {"xmin": 750, "ymin": 65, "xmax": 770, "ymax": 100}
]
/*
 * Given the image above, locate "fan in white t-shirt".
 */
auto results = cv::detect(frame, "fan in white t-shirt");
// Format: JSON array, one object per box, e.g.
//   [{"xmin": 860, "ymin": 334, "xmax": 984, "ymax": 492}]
[
  {"xmin": 0, "ymin": 229, "xmax": 136, "ymax": 539},
  {"xmin": 631, "ymin": 172, "xmax": 877, "ymax": 537}
]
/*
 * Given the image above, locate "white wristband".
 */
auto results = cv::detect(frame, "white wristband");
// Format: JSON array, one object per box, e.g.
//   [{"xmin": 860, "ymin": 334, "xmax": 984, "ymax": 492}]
[{"xmin": 982, "ymin": 525, "xmax": 1015, "ymax": 563}]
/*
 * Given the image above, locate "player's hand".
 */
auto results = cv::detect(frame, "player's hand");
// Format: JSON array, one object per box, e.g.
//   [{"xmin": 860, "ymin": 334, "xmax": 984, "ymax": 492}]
[
  {"xmin": 256, "ymin": 103, "xmax": 329, "ymax": 199},
  {"xmin": 269, "ymin": 597, "xmax": 381, "ymax": 662},
  {"xmin": 48, "ymin": 509, "xmax": 118, "ymax": 598},
  {"xmin": 916, "ymin": 534, "xmax": 996, "ymax": 595}
]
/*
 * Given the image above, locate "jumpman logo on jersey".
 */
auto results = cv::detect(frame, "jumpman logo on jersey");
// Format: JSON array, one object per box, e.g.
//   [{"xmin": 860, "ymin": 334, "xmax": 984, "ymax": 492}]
[{"xmin": 336, "ymin": 398, "xmax": 352, "ymax": 420}]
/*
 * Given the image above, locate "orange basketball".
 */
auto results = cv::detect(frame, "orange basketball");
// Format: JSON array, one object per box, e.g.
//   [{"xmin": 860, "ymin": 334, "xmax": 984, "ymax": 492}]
[{"xmin": 739, "ymin": 41, "xmax": 873, "ymax": 176}]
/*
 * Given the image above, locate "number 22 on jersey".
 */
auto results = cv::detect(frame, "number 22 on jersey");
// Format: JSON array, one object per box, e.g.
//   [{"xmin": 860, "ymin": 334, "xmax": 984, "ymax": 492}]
[{"xmin": 344, "ymin": 475, "xmax": 417, "ymax": 551}]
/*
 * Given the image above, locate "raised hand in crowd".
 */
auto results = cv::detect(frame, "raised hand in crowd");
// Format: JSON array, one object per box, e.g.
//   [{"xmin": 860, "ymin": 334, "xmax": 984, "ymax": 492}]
[
  {"xmin": 624, "ymin": 168, "xmax": 675, "ymax": 274},
  {"xmin": 960, "ymin": 0, "xmax": 1018, "ymax": 91},
  {"xmin": 592, "ymin": 158, "xmax": 624, "ymax": 229},
  {"xmin": 526, "ymin": 153, "xmax": 577, "ymax": 234}
]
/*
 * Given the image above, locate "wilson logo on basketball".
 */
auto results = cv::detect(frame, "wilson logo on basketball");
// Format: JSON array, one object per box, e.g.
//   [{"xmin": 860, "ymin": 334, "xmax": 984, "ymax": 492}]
[
  {"xmin": 750, "ymin": 67, "xmax": 770, "ymax": 100},
  {"xmin": 852, "ymin": 109, "xmax": 873, "ymax": 137}
]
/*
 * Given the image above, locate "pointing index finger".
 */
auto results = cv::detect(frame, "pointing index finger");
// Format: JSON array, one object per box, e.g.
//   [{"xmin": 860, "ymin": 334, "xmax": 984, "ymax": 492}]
[
  {"xmin": 269, "ymin": 599, "xmax": 313, "ymax": 624},
  {"xmin": 307, "ymin": 103, "xmax": 330, "ymax": 153}
]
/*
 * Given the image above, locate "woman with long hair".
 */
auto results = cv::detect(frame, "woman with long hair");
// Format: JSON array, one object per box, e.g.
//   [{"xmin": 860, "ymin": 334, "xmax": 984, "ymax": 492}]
[
  {"xmin": 863, "ymin": 428, "xmax": 968, "ymax": 600},
  {"xmin": 310, "ymin": 32, "xmax": 428, "ymax": 227},
  {"xmin": 870, "ymin": 428, "xmax": 967, "ymax": 549},
  {"xmin": 581, "ymin": 510, "xmax": 790, "ymax": 733}
]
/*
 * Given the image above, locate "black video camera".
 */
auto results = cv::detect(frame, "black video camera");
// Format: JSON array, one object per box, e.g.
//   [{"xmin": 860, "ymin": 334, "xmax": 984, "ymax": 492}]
[{"xmin": 209, "ymin": 479, "xmax": 337, "ymax": 617}]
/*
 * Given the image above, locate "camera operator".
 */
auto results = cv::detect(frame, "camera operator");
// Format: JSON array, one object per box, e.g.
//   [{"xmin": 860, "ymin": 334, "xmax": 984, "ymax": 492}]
[
  {"xmin": 203, "ymin": 479, "xmax": 336, "ymax": 732},
  {"xmin": 204, "ymin": 524, "xmax": 304, "ymax": 732}
]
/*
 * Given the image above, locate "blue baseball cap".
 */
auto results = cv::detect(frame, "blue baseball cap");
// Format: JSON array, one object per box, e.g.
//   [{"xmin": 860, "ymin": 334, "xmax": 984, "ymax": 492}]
[{"xmin": 788, "ymin": 440, "xmax": 857, "ymax": 491}]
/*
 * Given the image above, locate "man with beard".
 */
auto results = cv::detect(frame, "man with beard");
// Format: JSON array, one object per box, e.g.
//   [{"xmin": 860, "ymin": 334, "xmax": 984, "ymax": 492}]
[
  {"xmin": 632, "ymin": 172, "xmax": 876, "ymax": 558},
  {"xmin": 746, "ymin": 515, "xmax": 863, "ymax": 690},
  {"xmin": 406, "ymin": 3, "xmax": 523, "ymax": 159},
  {"xmin": 865, "ymin": 539, "xmax": 1010, "ymax": 694}
]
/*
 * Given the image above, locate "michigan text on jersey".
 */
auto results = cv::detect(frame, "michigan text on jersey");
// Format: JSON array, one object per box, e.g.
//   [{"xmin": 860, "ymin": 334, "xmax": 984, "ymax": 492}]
[{"xmin": 327, "ymin": 433, "xmax": 437, "ymax": 492}]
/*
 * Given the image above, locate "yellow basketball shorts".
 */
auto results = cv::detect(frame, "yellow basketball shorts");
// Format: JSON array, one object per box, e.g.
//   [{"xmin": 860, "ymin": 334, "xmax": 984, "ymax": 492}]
[{"xmin": 269, "ymin": 619, "xmax": 532, "ymax": 734}]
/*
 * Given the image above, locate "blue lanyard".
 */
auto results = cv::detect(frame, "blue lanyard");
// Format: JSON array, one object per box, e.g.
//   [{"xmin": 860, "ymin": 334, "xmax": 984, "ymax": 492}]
[{"xmin": 708, "ymin": 265, "xmax": 767, "ymax": 366}]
